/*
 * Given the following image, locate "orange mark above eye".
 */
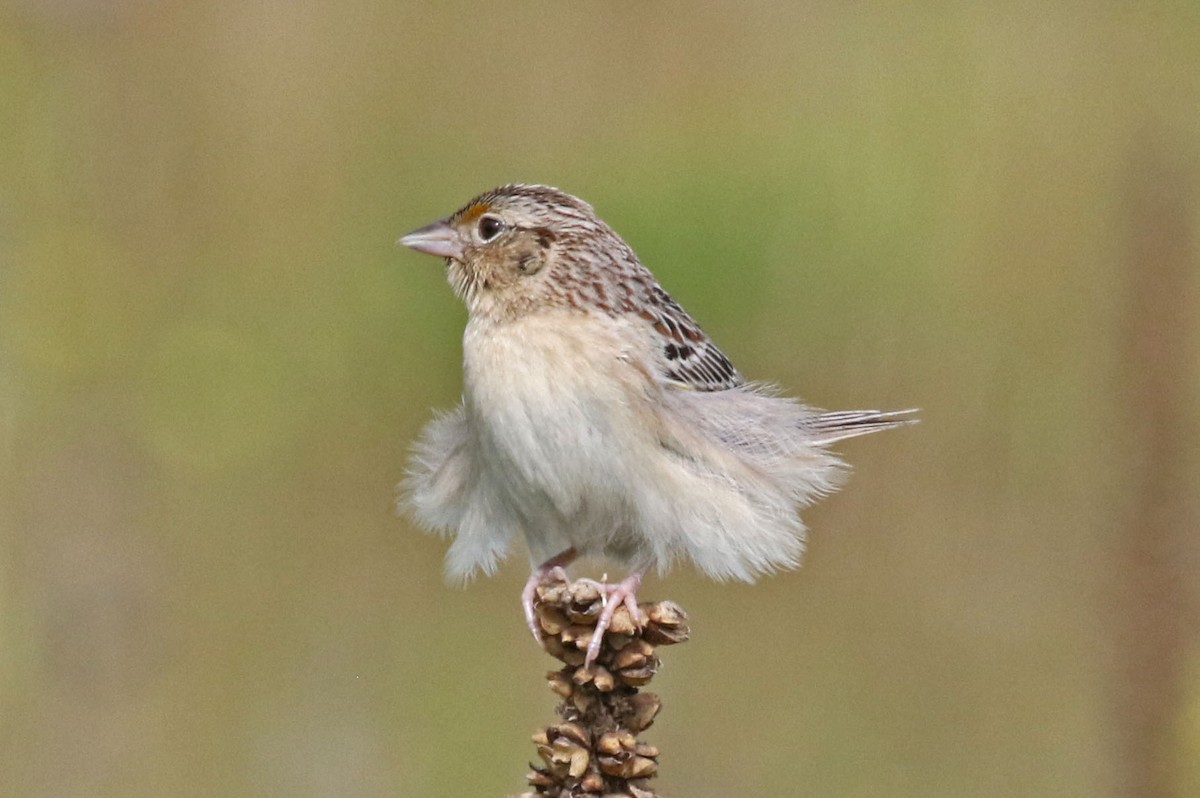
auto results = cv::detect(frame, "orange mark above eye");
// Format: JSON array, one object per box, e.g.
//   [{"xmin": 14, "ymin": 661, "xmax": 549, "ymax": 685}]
[{"xmin": 456, "ymin": 202, "xmax": 491, "ymax": 224}]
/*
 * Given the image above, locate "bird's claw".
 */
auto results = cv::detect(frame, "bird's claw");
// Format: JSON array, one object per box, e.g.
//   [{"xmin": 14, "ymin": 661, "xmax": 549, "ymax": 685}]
[
  {"xmin": 584, "ymin": 572, "xmax": 643, "ymax": 669},
  {"xmin": 522, "ymin": 565, "xmax": 570, "ymax": 642}
]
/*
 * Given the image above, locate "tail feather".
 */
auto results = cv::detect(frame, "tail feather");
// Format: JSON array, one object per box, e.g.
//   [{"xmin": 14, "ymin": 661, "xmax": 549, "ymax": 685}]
[{"xmin": 806, "ymin": 408, "xmax": 919, "ymax": 445}]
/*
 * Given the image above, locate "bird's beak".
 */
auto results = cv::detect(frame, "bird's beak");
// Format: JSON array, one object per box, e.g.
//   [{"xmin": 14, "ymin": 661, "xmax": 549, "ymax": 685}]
[{"xmin": 397, "ymin": 219, "xmax": 464, "ymax": 260}]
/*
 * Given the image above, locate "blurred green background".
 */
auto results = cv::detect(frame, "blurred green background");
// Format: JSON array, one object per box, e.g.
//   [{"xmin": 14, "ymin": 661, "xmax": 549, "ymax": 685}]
[{"xmin": 2, "ymin": 2, "xmax": 1198, "ymax": 796}]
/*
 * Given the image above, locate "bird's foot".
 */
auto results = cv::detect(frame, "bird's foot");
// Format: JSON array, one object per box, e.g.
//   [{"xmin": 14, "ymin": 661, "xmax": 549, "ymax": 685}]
[
  {"xmin": 584, "ymin": 572, "xmax": 644, "ymax": 669},
  {"xmin": 522, "ymin": 548, "xmax": 578, "ymax": 643}
]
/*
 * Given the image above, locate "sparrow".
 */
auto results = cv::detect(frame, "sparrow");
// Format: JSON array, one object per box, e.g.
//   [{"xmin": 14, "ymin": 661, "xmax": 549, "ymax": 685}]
[{"xmin": 399, "ymin": 184, "xmax": 914, "ymax": 667}]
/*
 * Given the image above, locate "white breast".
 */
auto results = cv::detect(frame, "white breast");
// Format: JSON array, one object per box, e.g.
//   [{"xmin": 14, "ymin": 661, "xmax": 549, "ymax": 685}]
[{"xmin": 462, "ymin": 311, "xmax": 655, "ymax": 556}]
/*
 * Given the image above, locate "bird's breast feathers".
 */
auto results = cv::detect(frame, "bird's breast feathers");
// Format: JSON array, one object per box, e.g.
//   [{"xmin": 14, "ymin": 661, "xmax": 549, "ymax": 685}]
[{"xmin": 461, "ymin": 312, "xmax": 660, "ymax": 511}]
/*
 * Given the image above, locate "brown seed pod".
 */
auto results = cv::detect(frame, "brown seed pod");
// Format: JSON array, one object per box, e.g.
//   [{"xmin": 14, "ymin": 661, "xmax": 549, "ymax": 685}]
[
  {"xmin": 623, "ymin": 692, "xmax": 661, "ymax": 734},
  {"xmin": 580, "ymin": 771, "xmax": 605, "ymax": 792},
  {"xmin": 523, "ymin": 577, "xmax": 688, "ymax": 797}
]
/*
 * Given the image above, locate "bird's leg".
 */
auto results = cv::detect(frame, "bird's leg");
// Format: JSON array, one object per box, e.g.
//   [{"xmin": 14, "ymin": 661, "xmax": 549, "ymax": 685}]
[
  {"xmin": 522, "ymin": 547, "xmax": 578, "ymax": 642},
  {"xmin": 584, "ymin": 571, "xmax": 643, "ymax": 669}
]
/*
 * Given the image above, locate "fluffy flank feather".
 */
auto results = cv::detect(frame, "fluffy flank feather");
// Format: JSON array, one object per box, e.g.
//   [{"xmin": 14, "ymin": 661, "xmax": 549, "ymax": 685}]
[{"xmin": 400, "ymin": 406, "xmax": 517, "ymax": 582}]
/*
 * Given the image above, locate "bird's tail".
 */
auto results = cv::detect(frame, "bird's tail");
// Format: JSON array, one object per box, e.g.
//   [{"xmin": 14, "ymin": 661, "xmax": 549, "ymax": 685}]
[{"xmin": 807, "ymin": 408, "xmax": 919, "ymax": 445}]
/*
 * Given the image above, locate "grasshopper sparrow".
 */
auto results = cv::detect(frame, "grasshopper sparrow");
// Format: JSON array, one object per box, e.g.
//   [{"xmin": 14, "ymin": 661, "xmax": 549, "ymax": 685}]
[{"xmin": 399, "ymin": 184, "xmax": 914, "ymax": 667}]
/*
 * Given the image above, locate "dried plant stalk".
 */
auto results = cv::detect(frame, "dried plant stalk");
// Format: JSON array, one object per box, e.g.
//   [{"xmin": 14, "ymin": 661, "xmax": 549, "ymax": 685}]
[{"xmin": 510, "ymin": 576, "xmax": 690, "ymax": 798}]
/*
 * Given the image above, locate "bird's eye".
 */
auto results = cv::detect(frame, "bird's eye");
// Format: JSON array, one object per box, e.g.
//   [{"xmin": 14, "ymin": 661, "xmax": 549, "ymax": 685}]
[{"xmin": 477, "ymin": 215, "xmax": 506, "ymax": 242}]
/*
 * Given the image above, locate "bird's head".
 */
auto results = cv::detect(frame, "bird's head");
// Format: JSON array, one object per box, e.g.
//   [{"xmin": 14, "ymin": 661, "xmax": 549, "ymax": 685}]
[{"xmin": 399, "ymin": 184, "xmax": 629, "ymax": 320}]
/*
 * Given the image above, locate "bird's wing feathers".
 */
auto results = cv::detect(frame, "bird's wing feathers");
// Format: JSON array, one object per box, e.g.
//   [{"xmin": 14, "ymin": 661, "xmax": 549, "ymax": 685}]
[
  {"xmin": 633, "ymin": 285, "xmax": 744, "ymax": 391},
  {"xmin": 664, "ymin": 337, "xmax": 743, "ymax": 391},
  {"xmin": 619, "ymin": 276, "xmax": 918, "ymax": 440}
]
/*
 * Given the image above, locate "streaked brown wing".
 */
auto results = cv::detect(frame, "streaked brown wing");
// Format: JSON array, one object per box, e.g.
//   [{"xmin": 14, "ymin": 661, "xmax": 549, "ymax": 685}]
[{"xmin": 635, "ymin": 285, "xmax": 744, "ymax": 391}]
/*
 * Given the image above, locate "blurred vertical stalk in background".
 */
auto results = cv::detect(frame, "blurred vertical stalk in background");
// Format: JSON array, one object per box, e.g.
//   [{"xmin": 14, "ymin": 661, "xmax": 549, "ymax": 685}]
[{"xmin": 1113, "ymin": 138, "xmax": 1198, "ymax": 798}]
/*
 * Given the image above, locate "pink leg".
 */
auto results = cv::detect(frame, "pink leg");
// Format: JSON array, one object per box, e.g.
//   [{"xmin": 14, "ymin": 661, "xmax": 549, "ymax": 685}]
[
  {"xmin": 585, "ymin": 571, "xmax": 643, "ymax": 669},
  {"xmin": 522, "ymin": 548, "xmax": 578, "ymax": 642}
]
